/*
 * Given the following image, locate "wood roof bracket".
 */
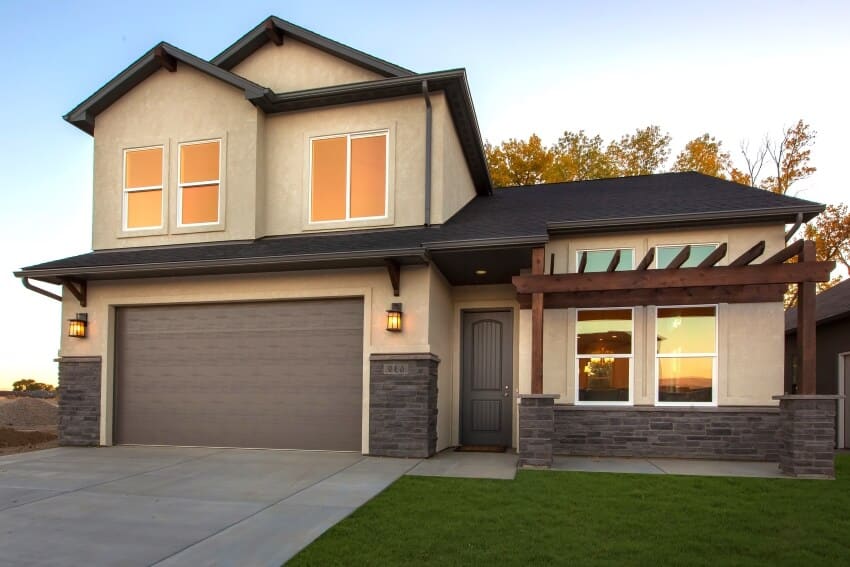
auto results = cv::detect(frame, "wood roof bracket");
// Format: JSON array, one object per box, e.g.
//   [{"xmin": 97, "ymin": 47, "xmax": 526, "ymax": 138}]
[
  {"xmin": 264, "ymin": 19, "xmax": 284, "ymax": 46},
  {"xmin": 385, "ymin": 260, "xmax": 400, "ymax": 297},
  {"xmin": 153, "ymin": 45, "xmax": 177, "ymax": 72},
  {"xmin": 60, "ymin": 278, "xmax": 87, "ymax": 307}
]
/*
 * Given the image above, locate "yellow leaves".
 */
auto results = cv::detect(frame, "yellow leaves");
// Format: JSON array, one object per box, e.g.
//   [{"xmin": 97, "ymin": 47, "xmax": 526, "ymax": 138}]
[
  {"xmin": 672, "ymin": 133, "xmax": 732, "ymax": 178},
  {"xmin": 484, "ymin": 134, "xmax": 552, "ymax": 188}
]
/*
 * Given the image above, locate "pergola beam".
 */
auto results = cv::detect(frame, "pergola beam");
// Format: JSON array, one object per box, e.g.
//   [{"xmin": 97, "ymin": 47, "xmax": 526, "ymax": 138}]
[
  {"xmin": 729, "ymin": 240, "xmax": 765, "ymax": 267},
  {"xmin": 517, "ymin": 284, "xmax": 785, "ymax": 309},
  {"xmin": 606, "ymin": 249, "xmax": 622, "ymax": 272},
  {"xmin": 665, "ymin": 245, "xmax": 691, "ymax": 270},
  {"xmin": 697, "ymin": 243, "xmax": 728, "ymax": 268},
  {"xmin": 513, "ymin": 260, "xmax": 833, "ymax": 294},
  {"xmin": 635, "ymin": 248, "xmax": 655, "ymax": 271}
]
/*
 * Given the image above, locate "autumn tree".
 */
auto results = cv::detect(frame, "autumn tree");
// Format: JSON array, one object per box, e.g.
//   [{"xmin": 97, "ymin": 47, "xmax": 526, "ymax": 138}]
[
  {"xmin": 731, "ymin": 120, "xmax": 816, "ymax": 193},
  {"xmin": 672, "ymin": 133, "xmax": 732, "ymax": 178},
  {"xmin": 11, "ymin": 379, "xmax": 54, "ymax": 392},
  {"xmin": 484, "ymin": 134, "xmax": 552, "ymax": 188},
  {"xmin": 608, "ymin": 125, "xmax": 672, "ymax": 176},
  {"xmin": 545, "ymin": 130, "xmax": 619, "ymax": 182}
]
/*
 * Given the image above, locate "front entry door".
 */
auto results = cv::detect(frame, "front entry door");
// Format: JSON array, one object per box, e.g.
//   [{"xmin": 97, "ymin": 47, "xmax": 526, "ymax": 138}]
[{"xmin": 461, "ymin": 311, "xmax": 513, "ymax": 447}]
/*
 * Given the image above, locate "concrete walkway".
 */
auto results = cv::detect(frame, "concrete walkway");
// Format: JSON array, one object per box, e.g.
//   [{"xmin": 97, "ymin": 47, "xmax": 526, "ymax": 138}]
[
  {"xmin": 552, "ymin": 456, "xmax": 785, "ymax": 478},
  {"xmin": 0, "ymin": 446, "xmax": 418, "ymax": 566},
  {"xmin": 407, "ymin": 449, "xmax": 518, "ymax": 479}
]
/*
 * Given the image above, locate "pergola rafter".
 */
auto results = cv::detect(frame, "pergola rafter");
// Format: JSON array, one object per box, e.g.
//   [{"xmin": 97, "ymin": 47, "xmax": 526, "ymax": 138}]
[{"xmin": 513, "ymin": 240, "xmax": 834, "ymax": 395}]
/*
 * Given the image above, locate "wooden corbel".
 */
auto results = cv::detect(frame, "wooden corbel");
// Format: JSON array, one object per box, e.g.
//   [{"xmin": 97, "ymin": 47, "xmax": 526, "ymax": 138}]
[
  {"xmin": 60, "ymin": 278, "xmax": 87, "ymax": 307},
  {"xmin": 385, "ymin": 260, "xmax": 400, "ymax": 297}
]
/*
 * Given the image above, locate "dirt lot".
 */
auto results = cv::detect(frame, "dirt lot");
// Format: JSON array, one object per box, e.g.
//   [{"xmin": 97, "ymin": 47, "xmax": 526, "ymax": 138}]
[{"xmin": 0, "ymin": 396, "xmax": 58, "ymax": 456}]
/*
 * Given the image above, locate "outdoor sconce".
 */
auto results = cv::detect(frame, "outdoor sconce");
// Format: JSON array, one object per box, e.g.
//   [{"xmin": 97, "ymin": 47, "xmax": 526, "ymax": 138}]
[
  {"xmin": 68, "ymin": 313, "xmax": 88, "ymax": 338},
  {"xmin": 386, "ymin": 303, "xmax": 403, "ymax": 332}
]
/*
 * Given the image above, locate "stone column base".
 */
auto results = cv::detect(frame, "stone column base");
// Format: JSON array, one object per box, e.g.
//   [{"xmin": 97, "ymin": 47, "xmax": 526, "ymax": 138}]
[
  {"xmin": 774, "ymin": 394, "xmax": 842, "ymax": 478},
  {"xmin": 369, "ymin": 353, "xmax": 439, "ymax": 458},
  {"xmin": 58, "ymin": 356, "xmax": 102, "ymax": 446},
  {"xmin": 518, "ymin": 394, "xmax": 559, "ymax": 468}
]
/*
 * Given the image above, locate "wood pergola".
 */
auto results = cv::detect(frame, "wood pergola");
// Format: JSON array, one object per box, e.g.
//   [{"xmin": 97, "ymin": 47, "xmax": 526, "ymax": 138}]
[{"xmin": 512, "ymin": 240, "xmax": 835, "ymax": 396}]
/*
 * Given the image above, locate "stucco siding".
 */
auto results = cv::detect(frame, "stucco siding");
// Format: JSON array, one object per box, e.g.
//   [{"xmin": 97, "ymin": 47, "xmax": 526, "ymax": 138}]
[
  {"xmin": 92, "ymin": 66, "xmax": 262, "ymax": 250},
  {"xmin": 59, "ymin": 266, "xmax": 431, "ymax": 448},
  {"xmin": 427, "ymin": 265, "xmax": 454, "ymax": 451},
  {"xmin": 230, "ymin": 39, "xmax": 383, "ymax": 93},
  {"xmin": 518, "ymin": 224, "xmax": 789, "ymax": 406},
  {"xmin": 431, "ymin": 94, "xmax": 477, "ymax": 224}
]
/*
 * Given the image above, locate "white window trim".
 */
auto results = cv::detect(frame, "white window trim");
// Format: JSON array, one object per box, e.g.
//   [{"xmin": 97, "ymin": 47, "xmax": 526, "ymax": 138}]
[
  {"xmin": 177, "ymin": 139, "xmax": 223, "ymax": 228},
  {"xmin": 575, "ymin": 247, "xmax": 636, "ymax": 273},
  {"xmin": 122, "ymin": 145, "xmax": 165, "ymax": 232},
  {"xmin": 308, "ymin": 130, "xmax": 390, "ymax": 224},
  {"xmin": 654, "ymin": 304, "xmax": 719, "ymax": 407},
  {"xmin": 654, "ymin": 243, "xmax": 721, "ymax": 269},
  {"xmin": 574, "ymin": 306, "xmax": 635, "ymax": 406}
]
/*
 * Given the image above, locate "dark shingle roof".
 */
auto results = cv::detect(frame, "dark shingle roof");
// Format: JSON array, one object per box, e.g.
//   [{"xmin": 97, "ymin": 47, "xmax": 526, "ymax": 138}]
[
  {"xmin": 17, "ymin": 172, "xmax": 823, "ymax": 279},
  {"xmin": 786, "ymin": 278, "xmax": 850, "ymax": 331}
]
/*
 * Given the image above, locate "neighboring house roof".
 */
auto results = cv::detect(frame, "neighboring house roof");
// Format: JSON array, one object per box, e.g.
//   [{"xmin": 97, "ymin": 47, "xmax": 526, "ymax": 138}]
[
  {"xmin": 17, "ymin": 172, "xmax": 823, "ymax": 285},
  {"xmin": 786, "ymin": 278, "xmax": 850, "ymax": 332},
  {"xmin": 64, "ymin": 42, "xmax": 275, "ymax": 135},
  {"xmin": 211, "ymin": 16, "xmax": 414, "ymax": 77}
]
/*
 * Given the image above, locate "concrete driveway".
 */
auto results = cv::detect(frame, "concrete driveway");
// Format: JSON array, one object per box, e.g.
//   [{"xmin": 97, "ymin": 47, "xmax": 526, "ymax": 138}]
[{"xmin": 0, "ymin": 446, "xmax": 417, "ymax": 566}]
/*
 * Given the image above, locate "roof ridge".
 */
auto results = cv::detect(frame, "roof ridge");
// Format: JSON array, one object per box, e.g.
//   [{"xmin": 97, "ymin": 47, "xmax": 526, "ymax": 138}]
[{"xmin": 211, "ymin": 15, "xmax": 414, "ymax": 77}]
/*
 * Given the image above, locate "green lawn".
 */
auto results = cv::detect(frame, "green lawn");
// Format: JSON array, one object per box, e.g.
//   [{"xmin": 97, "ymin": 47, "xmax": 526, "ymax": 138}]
[{"xmin": 289, "ymin": 455, "xmax": 850, "ymax": 566}]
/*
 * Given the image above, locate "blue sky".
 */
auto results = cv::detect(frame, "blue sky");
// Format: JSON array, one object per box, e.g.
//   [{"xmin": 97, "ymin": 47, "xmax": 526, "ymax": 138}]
[{"xmin": 1, "ymin": 0, "xmax": 848, "ymax": 388}]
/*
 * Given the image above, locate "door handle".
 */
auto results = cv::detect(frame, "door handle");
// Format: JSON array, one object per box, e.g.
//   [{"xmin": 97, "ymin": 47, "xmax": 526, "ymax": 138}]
[{"xmin": 504, "ymin": 384, "xmax": 510, "ymax": 397}]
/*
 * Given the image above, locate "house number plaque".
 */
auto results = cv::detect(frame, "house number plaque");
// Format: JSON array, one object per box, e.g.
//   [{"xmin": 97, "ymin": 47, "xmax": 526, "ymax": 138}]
[{"xmin": 383, "ymin": 363, "xmax": 410, "ymax": 376}]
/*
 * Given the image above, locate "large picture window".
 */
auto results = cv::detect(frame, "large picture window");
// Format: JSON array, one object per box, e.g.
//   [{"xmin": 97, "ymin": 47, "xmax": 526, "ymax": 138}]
[
  {"xmin": 656, "ymin": 244, "xmax": 719, "ymax": 268},
  {"xmin": 123, "ymin": 146, "xmax": 164, "ymax": 230},
  {"xmin": 178, "ymin": 140, "xmax": 221, "ymax": 226},
  {"xmin": 310, "ymin": 131, "xmax": 388, "ymax": 223},
  {"xmin": 576, "ymin": 308, "xmax": 633, "ymax": 404},
  {"xmin": 656, "ymin": 306, "xmax": 717, "ymax": 405},
  {"xmin": 576, "ymin": 248, "xmax": 634, "ymax": 272}
]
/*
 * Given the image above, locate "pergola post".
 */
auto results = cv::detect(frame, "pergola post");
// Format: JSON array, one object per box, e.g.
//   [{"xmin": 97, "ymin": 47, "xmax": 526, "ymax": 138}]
[
  {"xmin": 797, "ymin": 240, "xmax": 817, "ymax": 395},
  {"xmin": 531, "ymin": 247, "xmax": 545, "ymax": 394}
]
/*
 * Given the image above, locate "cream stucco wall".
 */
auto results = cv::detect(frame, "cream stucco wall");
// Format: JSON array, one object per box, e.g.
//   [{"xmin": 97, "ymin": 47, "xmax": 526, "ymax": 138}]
[
  {"xmin": 92, "ymin": 66, "xmax": 264, "ymax": 250},
  {"xmin": 430, "ymin": 95, "xmax": 477, "ymax": 224},
  {"xmin": 517, "ymin": 224, "xmax": 788, "ymax": 406},
  {"xmin": 60, "ymin": 266, "xmax": 434, "ymax": 450},
  {"xmin": 230, "ymin": 39, "xmax": 383, "ymax": 93},
  {"xmin": 89, "ymin": 54, "xmax": 475, "ymax": 248},
  {"xmin": 427, "ymin": 265, "xmax": 454, "ymax": 452}
]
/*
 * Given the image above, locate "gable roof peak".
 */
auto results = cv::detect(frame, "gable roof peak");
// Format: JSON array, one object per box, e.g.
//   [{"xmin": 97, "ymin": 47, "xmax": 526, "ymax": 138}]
[{"xmin": 211, "ymin": 16, "xmax": 414, "ymax": 78}]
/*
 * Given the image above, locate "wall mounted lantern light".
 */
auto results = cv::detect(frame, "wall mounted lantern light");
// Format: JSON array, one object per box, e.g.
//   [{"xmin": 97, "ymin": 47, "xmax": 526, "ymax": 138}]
[
  {"xmin": 386, "ymin": 303, "xmax": 403, "ymax": 332},
  {"xmin": 68, "ymin": 313, "xmax": 88, "ymax": 338}
]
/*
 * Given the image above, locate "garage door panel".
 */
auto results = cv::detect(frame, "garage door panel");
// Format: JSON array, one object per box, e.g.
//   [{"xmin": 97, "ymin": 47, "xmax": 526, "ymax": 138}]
[{"xmin": 114, "ymin": 299, "xmax": 363, "ymax": 451}]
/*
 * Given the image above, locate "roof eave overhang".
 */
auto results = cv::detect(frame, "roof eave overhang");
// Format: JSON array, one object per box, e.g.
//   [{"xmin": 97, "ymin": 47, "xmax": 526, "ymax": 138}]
[
  {"xmin": 15, "ymin": 248, "xmax": 430, "ymax": 285},
  {"xmin": 264, "ymin": 70, "xmax": 492, "ymax": 195},
  {"xmin": 211, "ymin": 16, "xmax": 415, "ymax": 77},
  {"xmin": 64, "ymin": 43, "xmax": 274, "ymax": 135},
  {"xmin": 546, "ymin": 205, "xmax": 825, "ymax": 236}
]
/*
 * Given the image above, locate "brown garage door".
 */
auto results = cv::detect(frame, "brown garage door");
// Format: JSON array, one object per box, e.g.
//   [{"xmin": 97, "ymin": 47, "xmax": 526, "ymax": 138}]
[{"xmin": 114, "ymin": 298, "xmax": 363, "ymax": 451}]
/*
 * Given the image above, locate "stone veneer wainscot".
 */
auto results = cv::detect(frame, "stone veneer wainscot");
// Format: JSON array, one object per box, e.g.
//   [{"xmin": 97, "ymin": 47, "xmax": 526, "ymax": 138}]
[{"xmin": 57, "ymin": 356, "xmax": 102, "ymax": 446}]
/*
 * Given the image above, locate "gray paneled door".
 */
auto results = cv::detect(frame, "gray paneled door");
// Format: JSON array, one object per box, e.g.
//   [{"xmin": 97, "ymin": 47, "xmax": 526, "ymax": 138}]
[
  {"xmin": 114, "ymin": 298, "xmax": 363, "ymax": 451},
  {"xmin": 461, "ymin": 310, "xmax": 513, "ymax": 447}
]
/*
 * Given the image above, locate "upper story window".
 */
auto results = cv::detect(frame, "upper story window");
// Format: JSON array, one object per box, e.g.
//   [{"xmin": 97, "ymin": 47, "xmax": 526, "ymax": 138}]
[
  {"xmin": 656, "ymin": 306, "xmax": 717, "ymax": 405},
  {"xmin": 576, "ymin": 308, "xmax": 633, "ymax": 404},
  {"xmin": 123, "ymin": 146, "xmax": 164, "ymax": 230},
  {"xmin": 576, "ymin": 248, "xmax": 634, "ymax": 272},
  {"xmin": 310, "ymin": 131, "xmax": 388, "ymax": 223},
  {"xmin": 656, "ymin": 244, "xmax": 719, "ymax": 268},
  {"xmin": 178, "ymin": 140, "xmax": 221, "ymax": 226}
]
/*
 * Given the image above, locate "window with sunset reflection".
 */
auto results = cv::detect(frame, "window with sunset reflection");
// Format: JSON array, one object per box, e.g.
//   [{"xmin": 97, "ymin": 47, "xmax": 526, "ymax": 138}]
[
  {"xmin": 576, "ymin": 308, "xmax": 633, "ymax": 403},
  {"xmin": 656, "ymin": 306, "xmax": 717, "ymax": 404}
]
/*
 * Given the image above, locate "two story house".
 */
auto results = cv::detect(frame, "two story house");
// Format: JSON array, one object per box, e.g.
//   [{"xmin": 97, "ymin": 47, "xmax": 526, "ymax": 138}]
[{"xmin": 16, "ymin": 17, "xmax": 837, "ymax": 474}]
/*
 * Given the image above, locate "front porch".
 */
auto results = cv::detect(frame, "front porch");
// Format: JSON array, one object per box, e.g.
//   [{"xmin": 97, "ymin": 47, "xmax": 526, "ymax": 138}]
[{"xmin": 513, "ymin": 240, "xmax": 842, "ymax": 477}]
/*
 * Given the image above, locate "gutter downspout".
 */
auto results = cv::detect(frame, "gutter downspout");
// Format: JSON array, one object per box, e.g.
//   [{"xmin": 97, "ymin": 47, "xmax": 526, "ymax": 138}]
[
  {"xmin": 422, "ymin": 80, "xmax": 432, "ymax": 227},
  {"xmin": 785, "ymin": 212, "xmax": 804, "ymax": 242},
  {"xmin": 21, "ymin": 277, "xmax": 62, "ymax": 302}
]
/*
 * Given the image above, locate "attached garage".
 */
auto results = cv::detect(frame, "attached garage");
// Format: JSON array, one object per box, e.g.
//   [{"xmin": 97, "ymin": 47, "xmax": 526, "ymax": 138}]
[{"xmin": 113, "ymin": 298, "xmax": 364, "ymax": 451}]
